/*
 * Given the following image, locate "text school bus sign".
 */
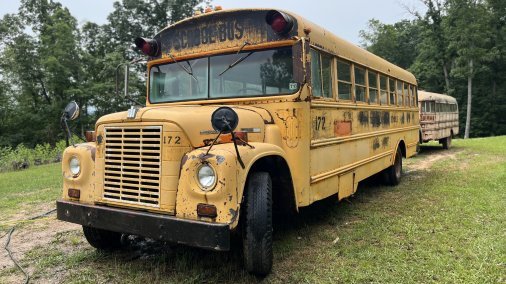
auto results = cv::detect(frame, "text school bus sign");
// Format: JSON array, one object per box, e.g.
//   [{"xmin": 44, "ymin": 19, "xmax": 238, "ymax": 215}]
[{"xmin": 154, "ymin": 10, "xmax": 298, "ymax": 57}]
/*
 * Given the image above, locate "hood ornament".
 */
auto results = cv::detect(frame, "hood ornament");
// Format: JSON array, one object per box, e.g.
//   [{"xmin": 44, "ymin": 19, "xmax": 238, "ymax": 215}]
[{"xmin": 127, "ymin": 106, "xmax": 140, "ymax": 119}]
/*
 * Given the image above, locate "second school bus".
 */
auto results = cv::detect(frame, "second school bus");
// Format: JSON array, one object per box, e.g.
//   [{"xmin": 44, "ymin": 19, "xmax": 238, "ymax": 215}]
[{"xmin": 57, "ymin": 8, "xmax": 419, "ymax": 274}]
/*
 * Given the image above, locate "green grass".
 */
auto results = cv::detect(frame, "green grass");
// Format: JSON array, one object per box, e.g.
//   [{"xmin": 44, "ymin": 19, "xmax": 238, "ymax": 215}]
[
  {"xmin": 0, "ymin": 163, "xmax": 62, "ymax": 230},
  {"xmin": 0, "ymin": 137, "xmax": 505, "ymax": 283}
]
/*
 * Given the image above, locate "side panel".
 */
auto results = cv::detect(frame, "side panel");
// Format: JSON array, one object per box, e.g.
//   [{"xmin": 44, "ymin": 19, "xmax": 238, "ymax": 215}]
[{"xmin": 309, "ymin": 103, "xmax": 418, "ymax": 203}]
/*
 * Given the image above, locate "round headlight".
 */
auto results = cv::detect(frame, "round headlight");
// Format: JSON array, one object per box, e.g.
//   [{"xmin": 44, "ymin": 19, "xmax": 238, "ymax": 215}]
[
  {"xmin": 197, "ymin": 164, "xmax": 216, "ymax": 190},
  {"xmin": 69, "ymin": 157, "xmax": 81, "ymax": 176}
]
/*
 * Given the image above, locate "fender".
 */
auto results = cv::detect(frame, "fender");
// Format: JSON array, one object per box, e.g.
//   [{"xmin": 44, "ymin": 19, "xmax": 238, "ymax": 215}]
[
  {"xmin": 61, "ymin": 143, "xmax": 96, "ymax": 204},
  {"xmin": 176, "ymin": 142, "xmax": 295, "ymax": 229}
]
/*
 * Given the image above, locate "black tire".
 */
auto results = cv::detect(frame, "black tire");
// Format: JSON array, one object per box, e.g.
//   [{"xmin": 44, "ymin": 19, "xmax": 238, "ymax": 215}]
[
  {"xmin": 442, "ymin": 136, "xmax": 451, "ymax": 149},
  {"xmin": 82, "ymin": 226, "xmax": 122, "ymax": 251},
  {"xmin": 242, "ymin": 172, "xmax": 273, "ymax": 276},
  {"xmin": 383, "ymin": 147, "xmax": 402, "ymax": 186}
]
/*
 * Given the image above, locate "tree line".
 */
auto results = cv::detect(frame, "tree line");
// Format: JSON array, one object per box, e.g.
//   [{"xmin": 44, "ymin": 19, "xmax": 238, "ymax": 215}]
[
  {"xmin": 360, "ymin": 0, "xmax": 506, "ymax": 138},
  {"xmin": 1, "ymin": 0, "xmax": 504, "ymax": 149},
  {"xmin": 0, "ymin": 0, "xmax": 203, "ymax": 147}
]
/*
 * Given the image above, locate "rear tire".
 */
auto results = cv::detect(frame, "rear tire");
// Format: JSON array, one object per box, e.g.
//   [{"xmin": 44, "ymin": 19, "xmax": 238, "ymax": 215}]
[
  {"xmin": 442, "ymin": 136, "xmax": 451, "ymax": 149},
  {"xmin": 383, "ymin": 147, "xmax": 402, "ymax": 186},
  {"xmin": 82, "ymin": 226, "xmax": 122, "ymax": 251},
  {"xmin": 242, "ymin": 172, "xmax": 273, "ymax": 276}
]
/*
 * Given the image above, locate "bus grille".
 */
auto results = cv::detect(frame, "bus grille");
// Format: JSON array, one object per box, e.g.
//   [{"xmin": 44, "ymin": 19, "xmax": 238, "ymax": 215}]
[{"xmin": 103, "ymin": 126, "xmax": 162, "ymax": 207}]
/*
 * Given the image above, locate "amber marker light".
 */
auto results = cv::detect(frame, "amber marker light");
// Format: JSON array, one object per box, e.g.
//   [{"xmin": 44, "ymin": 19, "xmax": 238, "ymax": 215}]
[
  {"xmin": 197, "ymin": 203, "xmax": 217, "ymax": 218},
  {"xmin": 68, "ymin": 188, "xmax": 80, "ymax": 199}
]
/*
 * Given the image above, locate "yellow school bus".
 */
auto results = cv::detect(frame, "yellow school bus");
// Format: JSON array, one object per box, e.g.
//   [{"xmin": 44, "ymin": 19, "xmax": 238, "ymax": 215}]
[
  {"xmin": 57, "ymin": 8, "xmax": 419, "ymax": 275},
  {"xmin": 418, "ymin": 91, "xmax": 459, "ymax": 149}
]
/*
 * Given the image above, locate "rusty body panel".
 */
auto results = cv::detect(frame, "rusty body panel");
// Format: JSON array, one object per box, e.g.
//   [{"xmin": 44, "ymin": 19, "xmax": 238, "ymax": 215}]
[
  {"xmin": 58, "ymin": 8, "xmax": 419, "ymax": 252},
  {"xmin": 418, "ymin": 91, "xmax": 459, "ymax": 143}
]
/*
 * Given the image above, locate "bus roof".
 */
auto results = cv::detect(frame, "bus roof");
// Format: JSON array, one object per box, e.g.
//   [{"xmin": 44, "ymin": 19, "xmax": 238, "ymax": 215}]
[
  {"xmin": 154, "ymin": 8, "xmax": 417, "ymax": 85},
  {"xmin": 418, "ymin": 91, "xmax": 458, "ymax": 104}
]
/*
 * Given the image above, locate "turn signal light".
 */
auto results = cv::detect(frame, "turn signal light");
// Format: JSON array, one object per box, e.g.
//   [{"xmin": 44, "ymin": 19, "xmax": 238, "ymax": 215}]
[
  {"xmin": 134, "ymin": 37, "xmax": 160, "ymax": 57},
  {"xmin": 68, "ymin": 188, "xmax": 80, "ymax": 199},
  {"xmin": 197, "ymin": 203, "xmax": 217, "ymax": 218},
  {"xmin": 266, "ymin": 10, "xmax": 294, "ymax": 35}
]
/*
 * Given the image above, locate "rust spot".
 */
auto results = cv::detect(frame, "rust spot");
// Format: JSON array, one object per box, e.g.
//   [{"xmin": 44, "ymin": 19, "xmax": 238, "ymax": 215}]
[
  {"xmin": 382, "ymin": 111, "xmax": 390, "ymax": 125},
  {"xmin": 358, "ymin": 111, "xmax": 369, "ymax": 125},
  {"xmin": 370, "ymin": 111, "xmax": 381, "ymax": 127},
  {"xmin": 391, "ymin": 114, "xmax": 398, "ymax": 123},
  {"xmin": 400, "ymin": 113, "xmax": 405, "ymax": 124},
  {"xmin": 334, "ymin": 120, "xmax": 352, "ymax": 136},
  {"xmin": 406, "ymin": 112, "xmax": 411, "ymax": 123},
  {"xmin": 372, "ymin": 137, "xmax": 380, "ymax": 150},
  {"xmin": 382, "ymin": 137, "xmax": 389, "ymax": 148}
]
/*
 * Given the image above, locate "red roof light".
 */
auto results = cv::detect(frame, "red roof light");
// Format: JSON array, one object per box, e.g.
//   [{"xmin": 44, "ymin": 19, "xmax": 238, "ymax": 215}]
[{"xmin": 265, "ymin": 10, "xmax": 294, "ymax": 35}]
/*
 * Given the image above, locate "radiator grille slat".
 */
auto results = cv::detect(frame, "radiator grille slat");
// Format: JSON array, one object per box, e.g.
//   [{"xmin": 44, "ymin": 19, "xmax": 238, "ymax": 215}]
[{"xmin": 103, "ymin": 126, "xmax": 162, "ymax": 207}]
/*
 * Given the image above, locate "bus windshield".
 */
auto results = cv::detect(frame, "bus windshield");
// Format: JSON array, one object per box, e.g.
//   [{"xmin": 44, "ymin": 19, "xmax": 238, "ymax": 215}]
[{"xmin": 149, "ymin": 47, "xmax": 296, "ymax": 103}]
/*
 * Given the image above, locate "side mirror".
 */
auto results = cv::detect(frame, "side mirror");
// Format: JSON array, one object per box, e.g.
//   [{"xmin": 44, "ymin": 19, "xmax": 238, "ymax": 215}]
[
  {"xmin": 63, "ymin": 101, "xmax": 80, "ymax": 121},
  {"xmin": 211, "ymin": 107, "xmax": 239, "ymax": 133}
]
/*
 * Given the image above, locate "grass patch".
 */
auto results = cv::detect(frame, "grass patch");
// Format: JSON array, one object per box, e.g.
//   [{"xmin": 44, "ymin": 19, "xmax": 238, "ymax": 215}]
[
  {"xmin": 0, "ymin": 163, "xmax": 61, "ymax": 229},
  {"xmin": 0, "ymin": 136, "xmax": 504, "ymax": 283}
]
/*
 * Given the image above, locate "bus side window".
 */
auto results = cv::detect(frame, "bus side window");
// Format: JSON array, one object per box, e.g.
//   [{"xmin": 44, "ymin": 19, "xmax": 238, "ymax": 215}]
[
  {"xmin": 337, "ymin": 60, "xmax": 352, "ymax": 100},
  {"xmin": 389, "ymin": 78, "xmax": 396, "ymax": 105},
  {"xmin": 310, "ymin": 49, "xmax": 323, "ymax": 97},
  {"xmin": 397, "ymin": 81, "xmax": 403, "ymax": 106},
  {"xmin": 368, "ymin": 70, "xmax": 378, "ymax": 104},
  {"xmin": 321, "ymin": 53, "xmax": 333, "ymax": 98},
  {"xmin": 354, "ymin": 65, "xmax": 366, "ymax": 102},
  {"xmin": 421, "ymin": 101, "xmax": 426, "ymax": 112},
  {"xmin": 379, "ymin": 75, "xmax": 388, "ymax": 105},
  {"xmin": 404, "ymin": 82, "xmax": 411, "ymax": 106}
]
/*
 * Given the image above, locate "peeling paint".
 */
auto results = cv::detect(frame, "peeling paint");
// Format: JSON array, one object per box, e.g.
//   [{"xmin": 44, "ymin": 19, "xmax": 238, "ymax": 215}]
[
  {"xmin": 216, "ymin": 155, "xmax": 225, "ymax": 164},
  {"xmin": 372, "ymin": 137, "xmax": 380, "ymax": 150},
  {"xmin": 370, "ymin": 111, "xmax": 381, "ymax": 127}
]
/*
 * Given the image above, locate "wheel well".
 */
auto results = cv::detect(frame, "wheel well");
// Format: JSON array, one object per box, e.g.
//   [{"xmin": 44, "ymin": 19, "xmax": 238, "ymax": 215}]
[
  {"xmin": 398, "ymin": 140, "xmax": 407, "ymax": 158},
  {"xmin": 247, "ymin": 156, "xmax": 296, "ymax": 215}
]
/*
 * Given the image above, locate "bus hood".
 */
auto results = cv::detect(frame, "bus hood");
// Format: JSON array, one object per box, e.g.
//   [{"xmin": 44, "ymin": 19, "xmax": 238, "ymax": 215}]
[{"xmin": 96, "ymin": 105, "xmax": 271, "ymax": 148}]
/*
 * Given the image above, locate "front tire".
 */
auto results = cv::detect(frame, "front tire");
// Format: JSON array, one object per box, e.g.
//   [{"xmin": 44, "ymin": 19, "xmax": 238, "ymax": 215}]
[
  {"xmin": 242, "ymin": 172, "xmax": 273, "ymax": 276},
  {"xmin": 82, "ymin": 226, "xmax": 122, "ymax": 251},
  {"xmin": 383, "ymin": 147, "xmax": 402, "ymax": 186}
]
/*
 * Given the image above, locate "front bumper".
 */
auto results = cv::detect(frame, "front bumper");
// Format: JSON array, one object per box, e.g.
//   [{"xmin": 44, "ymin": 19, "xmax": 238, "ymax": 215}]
[{"xmin": 56, "ymin": 200, "xmax": 230, "ymax": 251}]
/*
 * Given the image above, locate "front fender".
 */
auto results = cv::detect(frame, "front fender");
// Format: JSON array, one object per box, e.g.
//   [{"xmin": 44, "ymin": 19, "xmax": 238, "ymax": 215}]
[
  {"xmin": 61, "ymin": 143, "xmax": 96, "ymax": 204},
  {"xmin": 176, "ymin": 142, "xmax": 291, "ymax": 229}
]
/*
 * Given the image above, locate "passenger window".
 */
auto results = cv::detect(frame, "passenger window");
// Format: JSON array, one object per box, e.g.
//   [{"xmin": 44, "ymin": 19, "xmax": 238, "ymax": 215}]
[
  {"xmin": 310, "ymin": 49, "xmax": 322, "ymax": 97},
  {"xmin": 397, "ymin": 81, "xmax": 403, "ymax": 106},
  {"xmin": 389, "ymin": 78, "xmax": 396, "ymax": 105},
  {"xmin": 368, "ymin": 70, "xmax": 378, "ymax": 104},
  {"xmin": 321, "ymin": 53, "xmax": 333, "ymax": 98},
  {"xmin": 337, "ymin": 60, "xmax": 352, "ymax": 100},
  {"xmin": 404, "ymin": 83, "xmax": 409, "ymax": 106},
  {"xmin": 380, "ymin": 75, "xmax": 388, "ymax": 105},
  {"xmin": 355, "ymin": 66, "xmax": 366, "ymax": 102}
]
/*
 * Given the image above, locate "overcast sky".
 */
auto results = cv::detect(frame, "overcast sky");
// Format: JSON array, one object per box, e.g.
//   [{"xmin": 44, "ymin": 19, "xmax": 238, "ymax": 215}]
[{"xmin": 0, "ymin": 0, "xmax": 426, "ymax": 45}]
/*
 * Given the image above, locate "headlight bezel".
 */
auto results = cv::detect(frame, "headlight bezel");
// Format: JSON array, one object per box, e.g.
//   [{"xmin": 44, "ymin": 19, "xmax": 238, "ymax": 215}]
[
  {"xmin": 197, "ymin": 163, "xmax": 217, "ymax": 191},
  {"xmin": 69, "ymin": 156, "xmax": 81, "ymax": 177}
]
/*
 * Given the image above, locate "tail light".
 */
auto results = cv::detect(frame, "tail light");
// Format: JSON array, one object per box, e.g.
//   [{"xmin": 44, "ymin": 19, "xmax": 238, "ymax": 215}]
[
  {"xmin": 265, "ymin": 10, "xmax": 294, "ymax": 35},
  {"xmin": 134, "ymin": 37, "xmax": 160, "ymax": 57}
]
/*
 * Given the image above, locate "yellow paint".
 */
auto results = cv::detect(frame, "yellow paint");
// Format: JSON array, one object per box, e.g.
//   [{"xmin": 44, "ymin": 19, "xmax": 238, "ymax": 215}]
[{"xmin": 60, "ymin": 8, "xmax": 419, "ymax": 230}]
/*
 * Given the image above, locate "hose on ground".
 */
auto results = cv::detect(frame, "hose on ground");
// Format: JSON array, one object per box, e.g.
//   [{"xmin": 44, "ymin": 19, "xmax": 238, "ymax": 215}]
[{"xmin": 2, "ymin": 208, "xmax": 56, "ymax": 284}]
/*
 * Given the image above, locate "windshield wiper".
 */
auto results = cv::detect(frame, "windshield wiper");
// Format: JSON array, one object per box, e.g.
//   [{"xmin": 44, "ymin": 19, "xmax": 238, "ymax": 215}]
[
  {"xmin": 219, "ymin": 41, "xmax": 251, "ymax": 76},
  {"xmin": 167, "ymin": 53, "xmax": 198, "ymax": 82}
]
